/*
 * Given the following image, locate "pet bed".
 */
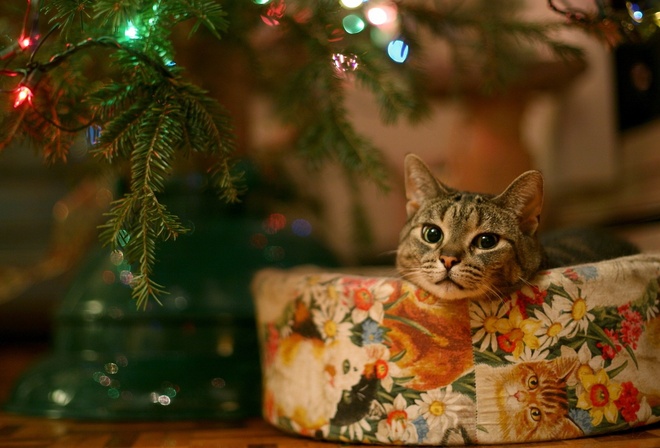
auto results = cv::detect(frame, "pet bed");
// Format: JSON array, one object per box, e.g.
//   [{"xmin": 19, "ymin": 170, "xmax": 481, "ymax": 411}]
[{"xmin": 251, "ymin": 254, "xmax": 660, "ymax": 445}]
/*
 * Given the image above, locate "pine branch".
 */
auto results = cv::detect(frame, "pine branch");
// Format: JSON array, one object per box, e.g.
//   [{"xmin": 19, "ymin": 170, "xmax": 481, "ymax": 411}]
[
  {"xmin": 399, "ymin": 0, "xmax": 585, "ymax": 92},
  {"xmin": 0, "ymin": 0, "xmax": 597, "ymax": 309},
  {"xmin": 353, "ymin": 47, "xmax": 430, "ymax": 125},
  {"xmin": 89, "ymin": 85, "xmax": 152, "ymax": 162},
  {"xmin": 91, "ymin": 76, "xmax": 241, "ymax": 307},
  {"xmin": 172, "ymin": 0, "xmax": 230, "ymax": 39}
]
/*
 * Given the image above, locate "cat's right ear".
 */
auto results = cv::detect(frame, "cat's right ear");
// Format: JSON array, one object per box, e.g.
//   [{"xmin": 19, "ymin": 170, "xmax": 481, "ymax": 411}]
[{"xmin": 403, "ymin": 154, "xmax": 451, "ymax": 217}]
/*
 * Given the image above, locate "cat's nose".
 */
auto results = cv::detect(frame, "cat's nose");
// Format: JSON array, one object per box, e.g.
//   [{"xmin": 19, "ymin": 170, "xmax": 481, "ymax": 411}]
[{"xmin": 440, "ymin": 255, "xmax": 460, "ymax": 270}]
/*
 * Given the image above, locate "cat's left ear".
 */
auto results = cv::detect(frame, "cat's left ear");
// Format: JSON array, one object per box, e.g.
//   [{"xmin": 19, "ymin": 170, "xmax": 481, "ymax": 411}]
[{"xmin": 494, "ymin": 170, "xmax": 544, "ymax": 235}]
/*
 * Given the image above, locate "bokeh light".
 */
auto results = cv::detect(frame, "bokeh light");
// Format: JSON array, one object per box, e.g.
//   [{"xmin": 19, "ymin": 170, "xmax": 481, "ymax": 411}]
[
  {"xmin": 124, "ymin": 21, "xmax": 139, "ymax": 39},
  {"xmin": 13, "ymin": 85, "xmax": 32, "ymax": 108},
  {"xmin": 250, "ymin": 233, "xmax": 268, "ymax": 249},
  {"xmin": 19, "ymin": 37, "xmax": 31, "ymax": 49},
  {"xmin": 343, "ymin": 14, "xmax": 366, "ymax": 34},
  {"xmin": 292, "ymin": 218, "xmax": 312, "ymax": 237},
  {"xmin": 387, "ymin": 39, "xmax": 409, "ymax": 63},
  {"xmin": 332, "ymin": 52, "xmax": 359, "ymax": 75},
  {"xmin": 85, "ymin": 124, "xmax": 101, "ymax": 146},
  {"xmin": 261, "ymin": 0, "xmax": 286, "ymax": 26},
  {"xmin": 627, "ymin": 3, "xmax": 644, "ymax": 23},
  {"xmin": 264, "ymin": 245, "xmax": 286, "ymax": 262},
  {"xmin": 366, "ymin": 4, "xmax": 397, "ymax": 26},
  {"xmin": 340, "ymin": 0, "xmax": 363, "ymax": 9},
  {"xmin": 264, "ymin": 213, "xmax": 287, "ymax": 234}
]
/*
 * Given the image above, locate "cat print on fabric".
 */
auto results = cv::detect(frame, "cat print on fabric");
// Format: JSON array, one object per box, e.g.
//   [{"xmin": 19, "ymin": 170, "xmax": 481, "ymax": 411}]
[
  {"xmin": 266, "ymin": 332, "xmax": 370, "ymax": 431},
  {"xmin": 254, "ymin": 254, "xmax": 660, "ymax": 445},
  {"xmin": 396, "ymin": 154, "xmax": 638, "ymax": 301},
  {"xmin": 475, "ymin": 357, "xmax": 584, "ymax": 443}
]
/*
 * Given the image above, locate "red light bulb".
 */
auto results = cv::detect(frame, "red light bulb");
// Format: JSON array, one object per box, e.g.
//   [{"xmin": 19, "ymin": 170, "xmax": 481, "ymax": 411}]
[{"xmin": 14, "ymin": 85, "xmax": 33, "ymax": 108}]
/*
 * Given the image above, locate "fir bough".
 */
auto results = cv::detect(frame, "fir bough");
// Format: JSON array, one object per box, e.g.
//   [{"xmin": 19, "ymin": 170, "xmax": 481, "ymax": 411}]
[
  {"xmin": 1, "ymin": 0, "xmax": 239, "ymax": 309},
  {"xmin": 0, "ymin": 0, "xmax": 592, "ymax": 308}
]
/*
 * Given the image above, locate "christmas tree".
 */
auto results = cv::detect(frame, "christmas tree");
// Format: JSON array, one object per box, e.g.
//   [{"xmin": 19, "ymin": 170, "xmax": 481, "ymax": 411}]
[{"xmin": 0, "ymin": 0, "xmax": 649, "ymax": 309}]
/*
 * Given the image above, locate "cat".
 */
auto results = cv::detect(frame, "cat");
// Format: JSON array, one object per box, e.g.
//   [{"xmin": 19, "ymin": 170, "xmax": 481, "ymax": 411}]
[
  {"xmin": 475, "ymin": 357, "xmax": 583, "ymax": 443},
  {"xmin": 396, "ymin": 154, "xmax": 639, "ymax": 301},
  {"xmin": 266, "ymin": 332, "xmax": 371, "ymax": 430}
]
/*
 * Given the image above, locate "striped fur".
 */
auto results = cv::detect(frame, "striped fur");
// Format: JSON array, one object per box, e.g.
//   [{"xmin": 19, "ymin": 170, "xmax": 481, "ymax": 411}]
[
  {"xmin": 476, "ymin": 358, "xmax": 583, "ymax": 443},
  {"xmin": 396, "ymin": 154, "xmax": 544, "ymax": 301}
]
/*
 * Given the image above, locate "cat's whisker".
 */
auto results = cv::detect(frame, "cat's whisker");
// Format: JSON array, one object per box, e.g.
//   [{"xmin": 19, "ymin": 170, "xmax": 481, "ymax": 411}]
[
  {"xmin": 517, "ymin": 276, "xmax": 537, "ymax": 290},
  {"xmin": 395, "ymin": 266, "xmax": 425, "ymax": 282},
  {"xmin": 481, "ymin": 283, "xmax": 508, "ymax": 303},
  {"xmin": 379, "ymin": 249, "xmax": 399, "ymax": 257},
  {"xmin": 395, "ymin": 153, "xmax": 638, "ymax": 306}
]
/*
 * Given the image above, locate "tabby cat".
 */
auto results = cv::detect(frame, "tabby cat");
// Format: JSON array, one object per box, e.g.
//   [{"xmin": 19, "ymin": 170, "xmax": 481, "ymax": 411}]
[
  {"xmin": 475, "ymin": 357, "xmax": 583, "ymax": 443},
  {"xmin": 396, "ymin": 154, "xmax": 639, "ymax": 301}
]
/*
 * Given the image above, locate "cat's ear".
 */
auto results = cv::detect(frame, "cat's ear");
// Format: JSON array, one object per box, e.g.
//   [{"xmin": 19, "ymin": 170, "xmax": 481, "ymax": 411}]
[
  {"xmin": 494, "ymin": 170, "xmax": 544, "ymax": 236},
  {"xmin": 552, "ymin": 356, "xmax": 580, "ymax": 381},
  {"xmin": 404, "ymin": 154, "xmax": 452, "ymax": 217}
]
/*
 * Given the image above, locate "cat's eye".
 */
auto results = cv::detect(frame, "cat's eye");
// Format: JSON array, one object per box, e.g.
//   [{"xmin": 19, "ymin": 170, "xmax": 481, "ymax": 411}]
[
  {"xmin": 530, "ymin": 407, "xmax": 542, "ymax": 422},
  {"xmin": 421, "ymin": 225, "xmax": 443, "ymax": 244},
  {"xmin": 527, "ymin": 375, "xmax": 539, "ymax": 390},
  {"xmin": 342, "ymin": 359, "xmax": 351, "ymax": 374},
  {"xmin": 473, "ymin": 233, "xmax": 499, "ymax": 249}
]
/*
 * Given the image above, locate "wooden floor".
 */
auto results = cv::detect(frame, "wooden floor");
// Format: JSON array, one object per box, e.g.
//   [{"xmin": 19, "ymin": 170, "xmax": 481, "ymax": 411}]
[{"xmin": 1, "ymin": 345, "xmax": 659, "ymax": 447}]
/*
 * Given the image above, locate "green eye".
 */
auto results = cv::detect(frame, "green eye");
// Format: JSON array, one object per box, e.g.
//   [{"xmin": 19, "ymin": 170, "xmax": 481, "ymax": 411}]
[
  {"xmin": 343, "ymin": 359, "xmax": 351, "ymax": 374},
  {"xmin": 421, "ymin": 225, "xmax": 443, "ymax": 244},
  {"xmin": 473, "ymin": 233, "xmax": 499, "ymax": 249}
]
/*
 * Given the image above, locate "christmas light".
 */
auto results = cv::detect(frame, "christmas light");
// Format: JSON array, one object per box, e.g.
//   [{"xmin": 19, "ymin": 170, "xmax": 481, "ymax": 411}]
[
  {"xmin": 332, "ymin": 52, "xmax": 359, "ymax": 75},
  {"xmin": 124, "ymin": 22, "xmax": 139, "ymax": 39},
  {"xmin": 86, "ymin": 125, "xmax": 102, "ymax": 146},
  {"xmin": 19, "ymin": 37, "xmax": 32, "ymax": 49},
  {"xmin": 291, "ymin": 218, "xmax": 312, "ymax": 237},
  {"xmin": 13, "ymin": 85, "xmax": 33, "ymax": 108},
  {"xmin": 627, "ymin": 3, "xmax": 644, "ymax": 23},
  {"xmin": 387, "ymin": 39, "xmax": 409, "ymax": 63},
  {"xmin": 342, "ymin": 14, "xmax": 365, "ymax": 34},
  {"xmin": 366, "ymin": 4, "xmax": 397, "ymax": 26},
  {"xmin": 261, "ymin": 0, "xmax": 286, "ymax": 26},
  {"xmin": 339, "ymin": 0, "xmax": 363, "ymax": 9}
]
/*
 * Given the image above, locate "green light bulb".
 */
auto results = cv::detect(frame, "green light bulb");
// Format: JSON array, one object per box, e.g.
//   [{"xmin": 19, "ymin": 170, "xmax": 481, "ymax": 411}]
[{"xmin": 124, "ymin": 21, "xmax": 139, "ymax": 39}]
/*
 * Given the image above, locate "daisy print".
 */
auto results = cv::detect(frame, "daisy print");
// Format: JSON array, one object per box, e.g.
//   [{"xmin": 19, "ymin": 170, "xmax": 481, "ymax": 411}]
[
  {"xmin": 312, "ymin": 300, "xmax": 352, "ymax": 342},
  {"xmin": 298, "ymin": 274, "xmax": 331, "ymax": 307},
  {"xmin": 342, "ymin": 418, "xmax": 372, "ymax": 441},
  {"xmin": 470, "ymin": 299, "xmax": 511, "ymax": 352},
  {"xmin": 410, "ymin": 386, "xmax": 467, "ymax": 443},
  {"xmin": 552, "ymin": 286, "xmax": 595, "ymax": 338},
  {"xmin": 533, "ymin": 302, "xmax": 572, "ymax": 351},
  {"xmin": 504, "ymin": 345, "xmax": 549, "ymax": 364}
]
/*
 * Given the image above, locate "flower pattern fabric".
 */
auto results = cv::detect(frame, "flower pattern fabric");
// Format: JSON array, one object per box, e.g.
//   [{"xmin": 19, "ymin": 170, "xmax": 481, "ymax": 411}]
[{"xmin": 252, "ymin": 254, "xmax": 660, "ymax": 445}]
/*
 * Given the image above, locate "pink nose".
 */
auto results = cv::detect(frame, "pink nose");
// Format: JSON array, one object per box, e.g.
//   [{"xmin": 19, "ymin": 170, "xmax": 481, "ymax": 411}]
[{"xmin": 440, "ymin": 255, "xmax": 460, "ymax": 270}]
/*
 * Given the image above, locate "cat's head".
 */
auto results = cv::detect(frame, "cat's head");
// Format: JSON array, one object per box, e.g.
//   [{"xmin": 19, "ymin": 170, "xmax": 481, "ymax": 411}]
[
  {"xmin": 396, "ymin": 154, "xmax": 544, "ymax": 301},
  {"xmin": 494, "ymin": 358, "xmax": 582, "ymax": 442}
]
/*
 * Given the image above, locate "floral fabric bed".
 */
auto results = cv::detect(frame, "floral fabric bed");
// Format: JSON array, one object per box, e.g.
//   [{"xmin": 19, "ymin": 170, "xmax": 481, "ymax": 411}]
[{"xmin": 251, "ymin": 254, "xmax": 660, "ymax": 445}]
